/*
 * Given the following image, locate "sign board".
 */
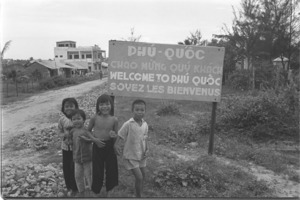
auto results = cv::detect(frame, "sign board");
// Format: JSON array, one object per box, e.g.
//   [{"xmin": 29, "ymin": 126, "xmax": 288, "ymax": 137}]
[{"xmin": 108, "ymin": 41, "xmax": 225, "ymax": 102}]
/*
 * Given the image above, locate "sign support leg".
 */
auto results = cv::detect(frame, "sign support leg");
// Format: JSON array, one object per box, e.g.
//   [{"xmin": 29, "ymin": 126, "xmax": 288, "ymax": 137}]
[
  {"xmin": 110, "ymin": 95, "xmax": 115, "ymax": 116},
  {"xmin": 208, "ymin": 102, "xmax": 217, "ymax": 155}
]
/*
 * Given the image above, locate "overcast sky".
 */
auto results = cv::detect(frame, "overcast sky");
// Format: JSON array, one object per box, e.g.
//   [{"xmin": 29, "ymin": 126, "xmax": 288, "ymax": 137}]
[{"xmin": 1, "ymin": 0, "xmax": 241, "ymax": 60}]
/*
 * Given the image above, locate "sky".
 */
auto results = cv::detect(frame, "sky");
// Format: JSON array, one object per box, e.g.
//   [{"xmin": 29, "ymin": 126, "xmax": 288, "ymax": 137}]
[{"xmin": 1, "ymin": 0, "xmax": 241, "ymax": 60}]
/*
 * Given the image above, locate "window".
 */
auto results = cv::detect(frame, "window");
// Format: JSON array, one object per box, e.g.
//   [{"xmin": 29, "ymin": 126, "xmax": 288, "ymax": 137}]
[
  {"xmin": 55, "ymin": 55, "xmax": 58, "ymax": 58},
  {"xmin": 86, "ymin": 54, "xmax": 92, "ymax": 58},
  {"xmin": 82, "ymin": 55, "xmax": 85, "ymax": 59},
  {"xmin": 66, "ymin": 44, "xmax": 69, "ymax": 47},
  {"xmin": 68, "ymin": 55, "xmax": 72, "ymax": 59},
  {"xmin": 60, "ymin": 55, "xmax": 63, "ymax": 58},
  {"xmin": 74, "ymin": 55, "xmax": 79, "ymax": 59}
]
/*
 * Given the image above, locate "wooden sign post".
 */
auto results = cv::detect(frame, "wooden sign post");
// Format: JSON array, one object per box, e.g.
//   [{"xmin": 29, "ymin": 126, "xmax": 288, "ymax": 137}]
[{"xmin": 208, "ymin": 102, "xmax": 217, "ymax": 155}]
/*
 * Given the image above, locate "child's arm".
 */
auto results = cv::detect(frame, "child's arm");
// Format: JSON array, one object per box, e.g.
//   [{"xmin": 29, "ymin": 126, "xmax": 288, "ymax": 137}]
[
  {"xmin": 79, "ymin": 130, "xmax": 93, "ymax": 142},
  {"xmin": 143, "ymin": 124, "xmax": 149, "ymax": 159},
  {"xmin": 58, "ymin": 119, "xmax": 69, "ymax": 141},
  {"xmin": 114, "ymin": 136, "xmax": 124, "ymax": 156},
  {"xmin": 113, "ymin": 121, "xmax": 128, "ymax": 156},
  {"xmin": 85, "ymin": 130, "xmax": 105, "ymax": 147},
  {"xmin": 109, "ymin": 117, "xmax": 119, "ymax": 141},
  {"xmin": 87, "ymin": 116, "xmax": 95, "ymax": 132},
  {"xmin": 143, "ymin": 140, "xmax": 149, "ymax": 159},
  {"xmin": 86, "ymin": 116, "xmax": 105, "ymax": 147}
]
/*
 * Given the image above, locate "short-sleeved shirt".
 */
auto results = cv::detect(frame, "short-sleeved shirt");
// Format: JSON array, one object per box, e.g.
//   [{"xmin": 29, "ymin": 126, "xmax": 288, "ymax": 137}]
[
  {"xmin": 58, "ymin": 114, "xmax": 73, "ymax": 151},
  {"xmin": 118, "ymin": 118, "xmax": 148, "ymax": 161}
]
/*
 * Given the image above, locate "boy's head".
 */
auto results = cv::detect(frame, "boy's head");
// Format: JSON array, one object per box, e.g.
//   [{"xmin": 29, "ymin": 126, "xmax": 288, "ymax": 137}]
[
  {"xmin": 61, "ymin": 98, "xmax": 79, "ymax": 118},
  {"xmin": 96, "ymin": 94, "xmax": 114, "ymax": 116},
  {"xmin": 70, "ymin": 109, "xmax": 86, "ymax": 128},
  {"xmin": 132, "ymin": 99, "xmax": 146, "ymax": 121}
]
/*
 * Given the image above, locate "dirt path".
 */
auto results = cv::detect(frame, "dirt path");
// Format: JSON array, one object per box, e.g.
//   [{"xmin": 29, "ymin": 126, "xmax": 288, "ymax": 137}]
[
  {"xmin": 1, "ymin": 78, "xmax": 106, "ymax": 146},
  {"xmin": 167, "ymin": 147, "xmax": 300, "ymax": 198}
]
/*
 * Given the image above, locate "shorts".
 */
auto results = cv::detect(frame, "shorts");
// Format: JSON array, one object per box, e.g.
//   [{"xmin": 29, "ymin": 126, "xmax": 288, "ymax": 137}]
[{"xmin": 124, "ymin": 158, "xmax": 147, "ymax": 170}]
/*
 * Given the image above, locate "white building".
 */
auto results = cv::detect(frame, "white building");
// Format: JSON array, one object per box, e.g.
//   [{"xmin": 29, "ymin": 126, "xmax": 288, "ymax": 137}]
[{"xmin": 54, "ymin": 41, "xmax": 106, "ymax": 72}]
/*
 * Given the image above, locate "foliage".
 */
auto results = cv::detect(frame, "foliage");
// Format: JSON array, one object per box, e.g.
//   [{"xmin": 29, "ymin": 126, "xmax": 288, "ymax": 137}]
[
  {"xmin": 178, "ymin": 30, "xmax": 206, "ymax": 46},
  {"xmin": 215, "ymin": 0, "xmax": 300, "ymax": 89},
  {"xmin": 209, "ymin": 38, "xmax": 238, "ymax": 84},
  {"xmin": 154, "ymin": 166, "xmax": 210, "ymax": 188},
  {"xmin": 38, "ymin": 75, "xmax": 98, "ymax": 90},
  {"xmin": 156, "ymin": 101, "xmax": 181, "ymax": 116},
  {"xmin": 122, "ymin": 27, "xmax": 141, "ymax": 42},
  {"xmin": 152, "ymin": 156, "xmax": 273, "ymax": 197},
  {"xmin": 162, "ymin": 125, "xmax": 199, "ymax": 144},
  {"xmin": 1, "ymin": 40, "xmax": 12, "ymax": 60},
  {"xmin": 226, "ymin": 70, "xmax": 252, "ymax": 90},
  {"xmin": 254, "ymin": 64, "xmax": 276, "ymax": 89},
  {"xmin": 218, "ymin": 87, "xmax": 299, "ymax": 140}
]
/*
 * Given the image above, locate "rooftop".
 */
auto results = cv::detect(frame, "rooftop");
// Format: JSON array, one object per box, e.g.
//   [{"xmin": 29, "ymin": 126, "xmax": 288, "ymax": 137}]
[{"xmin": 56, "ymin": 41, "xmax": 76, "ymax": 43}]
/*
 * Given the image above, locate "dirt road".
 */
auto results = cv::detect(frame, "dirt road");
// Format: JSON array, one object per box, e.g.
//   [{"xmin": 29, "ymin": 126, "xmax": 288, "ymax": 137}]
[{"xmin": 1, "ymin": 78, "xmax": 106, "ymax": 146}]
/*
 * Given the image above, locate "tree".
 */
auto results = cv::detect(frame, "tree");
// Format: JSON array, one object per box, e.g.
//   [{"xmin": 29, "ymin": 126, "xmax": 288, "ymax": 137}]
[
  {"xmin": 208, "ymin": 38, "xmax": 238, "ymax": 84},
  {"xmin": 1, "ymin": 40, "xmax": 12, "ymax": 60},
  {"xmin": 216, "ymin": 0, "xmax": 300, "ymax": 90},
  {"xmin": 178, "ymin": 30, "xmax": 206, "ymax": 46},
  {"xmin": 123, "ymin": 27, "xmax": 142, "ymax": 42}
]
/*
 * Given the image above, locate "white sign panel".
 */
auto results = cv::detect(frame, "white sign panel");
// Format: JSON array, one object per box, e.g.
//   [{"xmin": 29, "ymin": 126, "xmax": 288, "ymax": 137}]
[{"xmin": 108, "ymin": 41, "xmax": 225, "ymax": 102}]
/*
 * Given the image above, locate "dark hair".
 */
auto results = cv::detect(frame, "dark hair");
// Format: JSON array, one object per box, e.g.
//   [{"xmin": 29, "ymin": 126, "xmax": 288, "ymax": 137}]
[
  {"xmin": 61, "ymin": 98, "xmax": 79, "ymax": 118},
  {"xmin": 132, "ymin": 99, "xmax": 146, "ymax": 111},
  {"xmin": 70, "ymin": 109, "xmax": 86, "ymax": 121},
  {"xmin": 96, "ymin": 94, "xmax": 114, "ymax": 116}
]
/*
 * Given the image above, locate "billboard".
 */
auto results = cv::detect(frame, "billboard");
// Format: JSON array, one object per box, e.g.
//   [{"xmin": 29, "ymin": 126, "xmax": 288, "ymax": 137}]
[{"xmin": 108, "ymin": 41, "xmax": 225, "ymax": 102}]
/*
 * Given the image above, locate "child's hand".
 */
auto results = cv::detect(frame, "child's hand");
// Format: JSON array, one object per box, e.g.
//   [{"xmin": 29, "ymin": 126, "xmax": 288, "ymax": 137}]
[
  {"xmin": 94, "ymin": 139, "xmax": 105, "ymax": 148},
  {"xmin": 66, "ymin": 126, "xmax": 73, "ymax": 131},
  {"xmin": 63, "ymin": 132, "xmax": 69, "ymax": 139},
  {"xmin": 114, "ymin": 144, "xmax": 122, "ymax": 156},
  {"xmin": 143, "ymin": 149, "xmax": 149, "ymax": 159},
  {"xmin": 79, "ymin": 135, "xmax": 92, "ymax": 142},
  {"xmin": 109, "ymin": 130, "xmax": 117, "ymax": 138}
]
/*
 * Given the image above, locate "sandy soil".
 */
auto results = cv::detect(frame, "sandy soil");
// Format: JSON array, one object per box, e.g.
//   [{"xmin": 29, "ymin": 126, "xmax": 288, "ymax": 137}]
[{"xmin": 1, "ymin": 78, "xmax": 106, "ymax": 146}]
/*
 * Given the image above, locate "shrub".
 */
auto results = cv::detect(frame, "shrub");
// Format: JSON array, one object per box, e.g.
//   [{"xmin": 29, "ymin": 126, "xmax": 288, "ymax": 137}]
[
  {"xmin": 217, "ymin": 88, "xmax": 299, "ymax": 140},
  {"xmin": 152, "ymin": 156, "xmax": 273, "ymax": 197},
  {"xmin": 38, "ymin": 75, "xmax": 84, "ymax": 90},
  {"xmin": 39, "ymin": 78, "xmax": 56, "ymax": 89},
  {"xmin": 156, "ymin": 101, "xmax": 181, "ymax": 116},
  {"xmin": 164, "ymin": 125, "xmax": 199, "ymax": 144},
  {"xmin": 255, "ymin": 64, "xmax": 276, "ymax": 89},
  {"xmin": 66, "ymin": 77, "xmax": 78, "ymax": 85},
  {"xmin": 52, "ymin": 76, "xmax": 68, "ymax": 86},
  {"xmin": 227, "ymin": 70, "xmax": 251, "ymax": 91}
]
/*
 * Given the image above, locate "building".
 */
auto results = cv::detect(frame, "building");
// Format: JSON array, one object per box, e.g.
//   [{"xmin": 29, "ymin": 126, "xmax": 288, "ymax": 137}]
[
  {"xmin": 54, "ymin": 41, "xmax": 106, "ymax": 72},
  {"xmin": 25, "ymin": 60, "xmax": 74, "ymax": 78},
  {"xmin": 272, "ymin": 56, "xmax": 289, "ymax": 71}
]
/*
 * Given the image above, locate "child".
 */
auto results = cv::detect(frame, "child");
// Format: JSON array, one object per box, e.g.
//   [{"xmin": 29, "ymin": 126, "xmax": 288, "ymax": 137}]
[
  {"xmin": 58, "ymin": 98, "xmax": 78, "ymax": 196},
  {"xmin": 114, "ymin": 99, "xmax": 149, "ymax": 198},
  {"xmin": 87, "ymin": 94, "xmax": 119, "ymax": 196},
  {"xmin": 69, "ymin": 109, "xmax": 93, "ymax": 197}
]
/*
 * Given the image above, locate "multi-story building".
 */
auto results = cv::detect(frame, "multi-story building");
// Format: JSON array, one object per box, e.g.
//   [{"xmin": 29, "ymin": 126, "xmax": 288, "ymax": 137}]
[{"xmin": 54, "ymin": 40, "xmax": 106, "ymax": 72}]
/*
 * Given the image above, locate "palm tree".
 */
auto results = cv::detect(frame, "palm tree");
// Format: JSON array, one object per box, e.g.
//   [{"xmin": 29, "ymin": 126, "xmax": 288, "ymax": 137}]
[
  {"xmin": 1, "ymin": 40, "xmax": 13, "ymax": 96},
  {"xmin": 1, "ymin": 40, "xmax": 12, "ymax": 60}
]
